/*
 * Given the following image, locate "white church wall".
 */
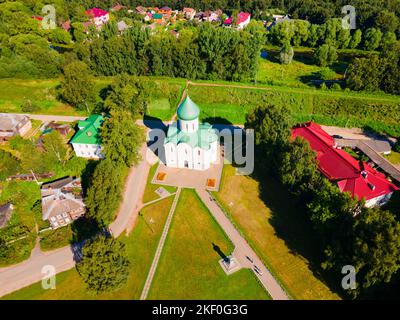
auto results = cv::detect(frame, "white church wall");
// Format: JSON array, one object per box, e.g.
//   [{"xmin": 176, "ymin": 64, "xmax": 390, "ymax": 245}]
[
  {"xmin": 165, "ymin": 142, "xmax": 178, "ymax": 167},
  {"xmin": 179, "ymin": 119, "xmax": 199, "ymax": 133},
  {"xmin": 177, "ymin": 143, "xmax": 193, "ymax": 169}
]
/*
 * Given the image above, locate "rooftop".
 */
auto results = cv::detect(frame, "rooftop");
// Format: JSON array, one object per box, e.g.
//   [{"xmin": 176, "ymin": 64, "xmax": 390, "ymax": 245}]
[
  {"xmin": 177, "ymin": 95, "xmax": 200, "ymax": 121},
  {"xmin": 70, "ymin": 114, "xmax": 104, "ymax": 145},
  {"xmin": 0, "ymin": 113, "xmax": 30, "ymax": 131},
  {"xmin": 292, "ymin": 122, "xmax": 398, "ymax": 201}
]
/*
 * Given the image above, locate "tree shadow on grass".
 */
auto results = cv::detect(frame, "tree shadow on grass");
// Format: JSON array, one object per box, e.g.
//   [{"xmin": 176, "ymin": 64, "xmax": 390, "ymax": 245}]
[{"xmin": 247, "ymin": 162, "xmax": 346, "ymax": 298}]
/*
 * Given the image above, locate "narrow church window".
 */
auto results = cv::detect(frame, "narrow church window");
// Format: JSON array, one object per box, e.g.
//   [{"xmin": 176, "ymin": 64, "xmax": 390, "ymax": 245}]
[{"xmin": 198, "ymin": 150, "xmax": 200, "ymax": 156}]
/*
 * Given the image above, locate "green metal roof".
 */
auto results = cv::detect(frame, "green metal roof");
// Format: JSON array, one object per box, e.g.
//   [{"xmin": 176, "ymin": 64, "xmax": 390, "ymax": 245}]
[
  {"xmin": 70, "ymin": 114, "xmax": 104, "ymax": 145},
  {"xmin": 177, "ymin": 95, "xmax": 200, "ymax": 121},
  {"xmin": 153, "ymin": 13, "xmax": 163, "ymax": 19},
  {"xmin": 164, "ymin": 122, "xmax": 218, "ymax": 150}
]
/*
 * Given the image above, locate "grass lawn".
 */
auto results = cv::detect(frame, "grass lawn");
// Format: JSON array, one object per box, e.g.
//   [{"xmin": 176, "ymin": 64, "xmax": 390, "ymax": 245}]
[
  {"xmin": 148, "ymin": 189, "xmax": 270, "ymax": 300},
  {"xmin": 0, "ymin": 180, "xmax": 40, "ymax": 267},
  {"xmin": 256, "ymin": 57, "xmax": 342, "ymax": 88},
  {"xmin": 385, "ymin": 151, "xmax": 400, "ymax": 165},
  {"xmin": 0, "ymin": 79, "xmax": 83, "ymax": 116},
  {"xmin": 2, "ymin": 196, "xmax": 174, "ymax": 300},
  {"xmin": 142, "ymin": 163, "xmax": 177, "ymax": 203},
  {"xmin": 212, "ymin": 165, "xmax": 341, "ymax": 300}
]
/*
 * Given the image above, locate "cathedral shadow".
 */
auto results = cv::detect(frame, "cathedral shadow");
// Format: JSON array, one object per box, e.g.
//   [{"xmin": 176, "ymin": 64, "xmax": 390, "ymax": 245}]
[
  {"xmin": 143, "ymin": 114, "xmax": 167, "ymax": 131},
  {"xmin": 249, "ymin": 162, "xmax": 346, "ymax": 298}
]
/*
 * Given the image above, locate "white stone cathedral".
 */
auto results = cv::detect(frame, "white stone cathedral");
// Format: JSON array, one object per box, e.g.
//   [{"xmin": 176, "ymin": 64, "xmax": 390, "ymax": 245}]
[{"xmin": 163, "ymin": 95, "xmax": 219, "ymax": 170}]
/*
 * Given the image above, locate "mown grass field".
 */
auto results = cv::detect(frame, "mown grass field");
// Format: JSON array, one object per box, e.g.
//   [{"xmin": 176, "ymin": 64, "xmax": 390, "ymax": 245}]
[
  {"xmin": 256, "ymin": 56, "xmax": 342, "ymax": 88},
  {"xmin": 385, "ymin": 151, "xmax": 400, "ymax": 165},
  {"xmin": 212, "ymin": 165, "xmax": 341, "ymax": 300},
  {"xmin": 0, "ymin": 79, "xmax": 83, "ymax": 116},
  {"xmin": 148, "ymin": 189, "xmax": 269, "ymax": 300},
  {"xmin": 142, "ymin": 163, "xmax": 177, "ymax": 203},
  {"xmin": 2, "ymin": 196, "xmax": 174, "ymax": 300},
  {"xmin": 0, "ymin": 180, "xmax": 40, "ymax": 266}
]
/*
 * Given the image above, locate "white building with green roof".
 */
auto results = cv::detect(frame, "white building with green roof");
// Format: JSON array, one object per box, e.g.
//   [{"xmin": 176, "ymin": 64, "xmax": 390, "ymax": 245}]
[
  {"xmin": 164, "ymin": 96, "xmax": 218, "ymax": 170},
  {"xmin": 70, "ymin": 114, "xmax": 105, "ymax": 159}
]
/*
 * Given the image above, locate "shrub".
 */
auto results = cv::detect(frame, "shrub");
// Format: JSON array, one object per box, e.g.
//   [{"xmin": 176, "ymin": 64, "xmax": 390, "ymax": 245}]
[{"xmin": 20, "ymin": 99, "xmax": 40, "ymax": 112}]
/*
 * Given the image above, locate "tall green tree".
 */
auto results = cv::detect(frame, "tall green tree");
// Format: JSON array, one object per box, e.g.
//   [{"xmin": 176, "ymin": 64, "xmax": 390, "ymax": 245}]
[
  {"xmin": 104, "ymin": 74, "xmax": 149, "ymax": 117},
  {"xmin": 314, "ymin": 44, "xmax": 337, "ymax": 67},
  {"xmin": 278, "ymin": 136, "xmax": 318, "ymax": 193},
  {"xmin": 363, "ymin": 28, "xmax": 382, "ymax": 51},
  {"xmin": 59, "ymin": 61, "xmax": 96, "ymax": 112},
  {"xmin": 101, "ymin": 110, "xmax": 145, "ymax": 167},
  {"xmin": 85, "ymin": 159, "xmax": 124, "ymax": 226},
  {"xmin": 76, "ymin": 235, "xmax": 130, "ymax": 294}
]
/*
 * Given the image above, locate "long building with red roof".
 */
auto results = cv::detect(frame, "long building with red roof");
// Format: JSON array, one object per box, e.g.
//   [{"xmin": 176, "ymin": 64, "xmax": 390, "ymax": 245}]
[{"xmin": 292, "ymin": 122, "xmax": 398, "ymax": 207}]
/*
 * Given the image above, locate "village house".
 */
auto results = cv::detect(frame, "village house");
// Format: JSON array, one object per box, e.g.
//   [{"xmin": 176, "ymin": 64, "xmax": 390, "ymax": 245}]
[
  {"xmin": 41, "ymin": 177, "xmax": 85, "ymax": 229},
  {"xmin": 0, "ymin": 203, "xmax": 13, "ymax": 229},
  {"xmin": 70, "ymin": 114, "xmax": 104, "ymax": 159},
  {"xmin": 164, "ymin": 96, "xmax": 219, "ymax": 170},
  {"xmin": 0, "ymin": 113, "xmax": 32, "ymax": 142},
  {"xmin": 111, "ymin": 4, "xmax": 126, "ymax": 12},
  {"xmin": 85, "ymin": 7, "xmax": 110, "ymax": 28},
  {"xmin": 292, "ymin": 122, "xmax": 398, "ymax": 208},
  {"xmin": 224, "ymin": 12, "xmax": 251, "ymax": 29},
  {"xmin": 183, "ymin": 7, "xmax": 196, "ymax": 20}
]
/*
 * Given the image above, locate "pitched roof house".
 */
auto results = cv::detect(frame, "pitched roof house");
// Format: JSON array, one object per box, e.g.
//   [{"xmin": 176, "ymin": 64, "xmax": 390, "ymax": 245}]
[
  {"xmin": 292, "ymin": 122, "xmax": 398, "ymax": 207},
  {"xmin": 70, "ymin": 115, "xmax": 105, "ymax": 159},
  {"xmin": 224, "ymin": 12, "xmax": 251, "ymax": 29},
  {"xmin": 0, "ymin": 113, "xmax": 32, "ymax": 141},
  {"xmin": 0, "ymin": 203, "xmax": 13, "ymax": 229},
  {"xmin": 85, "ymin": 7, "xmax": 110, "ymax": 27},
  {"xmin": 41, "ymin": 177, "xmax": 85, "ymax": 229}
]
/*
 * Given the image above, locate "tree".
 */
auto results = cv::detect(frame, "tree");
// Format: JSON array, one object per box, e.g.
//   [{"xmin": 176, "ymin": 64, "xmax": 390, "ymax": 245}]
[
  {"xmin": 245, "ymin": 105, "xmax": 292, "ymax": 170},
  {"xmin": 352, "ymin": 207, "xmax": 400, "ymax": 292},
  {"xmin": 76, "ymin": 235, "xmax": 130, "ymax": 294},
  {"xmin": 314, "ymin": 44, "xmax": 337, "ymax": 67},
  {"xmin": 59, "ymin": 61, "xmax": 96, "ymax": 112},
  {"xmin": 104, "ymin": 74, "xmax": 149, "ymax": 117},
  {"xmin": 363, "ymin": 28, "xmax": 382, "ymax": 51},
  {"xmin": 279, "ymin": 42, "xmax": 294, "ymax": 64},
  {"xmin": 101, "ymin": 110, "xmax": 145, "ymax": 167},
  {"xmin": 278, "ymin": 136, "xmax": 318, "ymax": 193},
  {"xmin": 346, "ymin": 55, "xmax": 385, "ymax": 91},
  {"xmin": 348, "ymin": 29, "xmax": 362, "ymax": 49},
  {"xmin": 85, "ymin": 159, "xmax": 124, "ymax": 226},
  {"xmin": 292, "ymin": 20, "xmax": 309, "ymax": 46},
  {"xmin": 42, "ymin": 130, "xmax": 68, "ymax": 166},
  {"xmin": 0, "ymin": 150, "xmax": 20, "ymax": 180},
  {"xmin": 375, "ymin": 10, "xmax": 399, "ymax": 33}
]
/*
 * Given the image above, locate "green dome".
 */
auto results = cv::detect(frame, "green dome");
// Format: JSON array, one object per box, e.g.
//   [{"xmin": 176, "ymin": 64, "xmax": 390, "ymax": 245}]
[{"xmin": 177, "ymin": 95, "xmax": 200, "ymax": 121}]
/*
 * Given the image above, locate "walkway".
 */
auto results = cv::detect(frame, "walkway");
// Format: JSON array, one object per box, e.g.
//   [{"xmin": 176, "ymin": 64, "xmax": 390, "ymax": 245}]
[
  {"xmin": 140, "ymin": 188, "xmax": 181, "ymax": 300},
  {"xmin": 196, "ymin": 188, "xmax": 289, "ymax": 300},
  {"xmin": 14, "ymin": 113, "xmax": 86, "ymax": 122}
]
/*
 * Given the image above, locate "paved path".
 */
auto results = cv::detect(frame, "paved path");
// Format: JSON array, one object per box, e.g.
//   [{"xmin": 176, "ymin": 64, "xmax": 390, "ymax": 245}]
[
  {"xmin": 13, "ymin": 113, "xmax": 86, "ymax": 122},
  {"xmin": 140, "ymin": 188, "xmax": 181, "ymax": 300},
  {"xmin": 196, "ymin": 189, "xmax": 289, "ymax": 300},
  {"xmin": 109, "ymin": 143, "xmax": 150, "ymax": 237}
]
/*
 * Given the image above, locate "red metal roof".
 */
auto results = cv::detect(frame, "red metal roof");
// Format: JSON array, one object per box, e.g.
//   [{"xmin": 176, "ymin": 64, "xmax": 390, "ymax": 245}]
[
  {"xmin": 292, "ymin": 122, "xmax": 398, "ymax": 201},
  {"xmin": 85, "ymin": 8, "xmax": 109, "ymax": 18}
]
